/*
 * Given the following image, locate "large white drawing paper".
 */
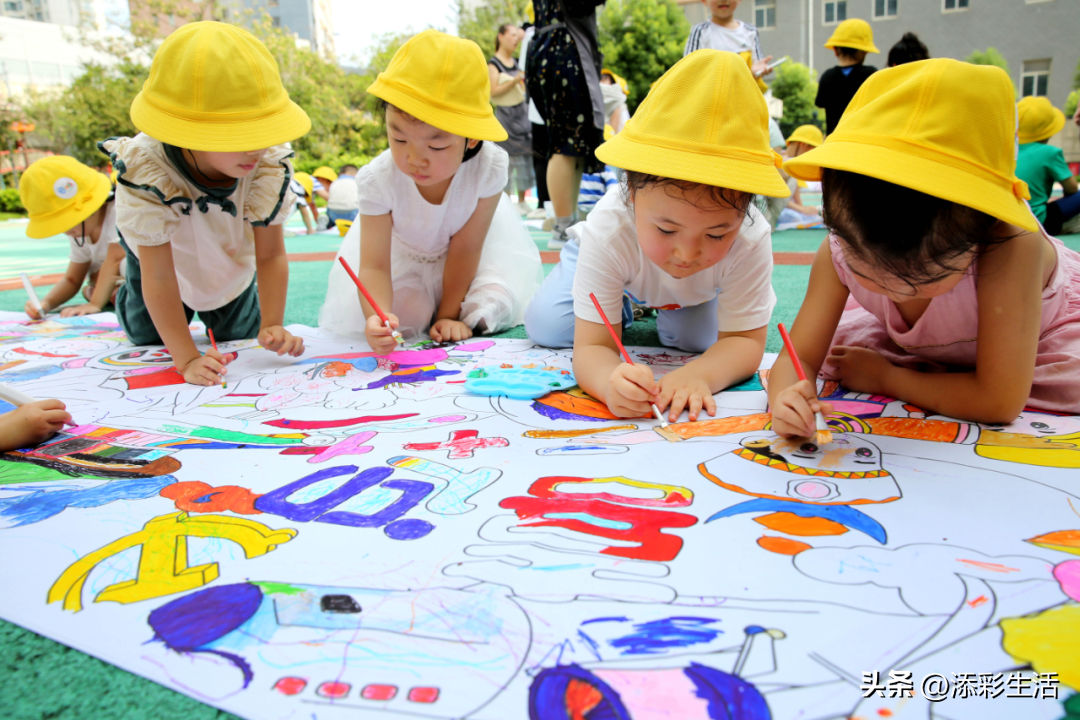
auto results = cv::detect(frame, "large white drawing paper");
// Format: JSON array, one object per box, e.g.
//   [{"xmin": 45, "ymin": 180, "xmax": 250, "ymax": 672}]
[{"xmin": 0, "ymin": 311, "xmax": 1076, "ymax": 720}]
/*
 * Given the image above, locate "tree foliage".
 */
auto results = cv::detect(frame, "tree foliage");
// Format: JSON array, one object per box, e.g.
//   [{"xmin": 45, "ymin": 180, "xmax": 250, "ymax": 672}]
[
  {"xmin": 598, "ymin": 0, "xmax": 689, "ymax": 114},
  {"xmin": 456, "ymin": 0, "xmax": 530, "ymax": 60},
  {"xmin": 965, "ymin": 47, "xmax": 1010, "ymax": 76},
  {"xmin": 770, "ymin": 60, "xmax": 820, "ymax": 138}
]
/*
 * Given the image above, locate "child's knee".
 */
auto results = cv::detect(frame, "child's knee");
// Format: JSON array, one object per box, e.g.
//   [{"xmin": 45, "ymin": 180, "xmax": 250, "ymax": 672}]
[{"xmin": 525, "ymin": 297, "xmax": 575, "ymax": 348}]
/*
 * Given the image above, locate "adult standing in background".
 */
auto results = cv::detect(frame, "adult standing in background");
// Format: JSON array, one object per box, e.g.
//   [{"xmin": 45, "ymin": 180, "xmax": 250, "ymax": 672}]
[
  {"xmin": 489, "ymin": 24, "xmax": 535, "ymax": 212},
  {"xmin": 526, "ymin": 0, "xmax": 606, "ymax": 250},
  {"xmin": 519, "ymin": 4, "xmax": 550, "ymax": 219}
]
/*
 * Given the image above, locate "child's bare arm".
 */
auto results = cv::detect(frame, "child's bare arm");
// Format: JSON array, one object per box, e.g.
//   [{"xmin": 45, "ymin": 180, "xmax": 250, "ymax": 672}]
[
  {"xmin": 434, "ymin": 193, "xmax": 499, "ymax": 341},
  {"xmin": 573, "ymin": 317, "xmax": 659, "ymax": 419},
  {"xmin": 253, "ymin": 223, "xmax": 304, "ymax": 357},
  {"xmin": 357, "ymin": 212, "xmax": 401, "ymax": 354},
  {"xmin": 79, "ymin": 243, "xmax": 127, "ymax": 314},
  {"xmin": 0, "ymin": 400, "xmax": 71, "ymax": 451},
  {"xmin": 138, "ymin": 243, "xmax": 215, "ymax": 381},
  {"xmin": 658, "ymin": 326, "xmax": 767, "ymax": 422},
  {"xmin": 31, "ymin": 261, "xmax": 89, "ymax": 317},
  {"xmin": 768, "ymin": 239, "xmax": 848, "ymax": 436},
  {"xmin": 856, "ymin": 227, "xmax": 1043, "ymax": 423}
]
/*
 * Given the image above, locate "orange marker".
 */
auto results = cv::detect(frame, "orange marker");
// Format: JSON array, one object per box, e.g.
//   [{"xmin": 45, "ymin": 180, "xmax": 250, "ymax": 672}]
[
  {"xmin": 588, "ymin": 292, "xmax": 668, "ymax": 429},
  {"xmin": 777, "ymin": 322, "xmax": 831, "ymax": 444},
  {"xmin": 208, "ymin": 328, "xmax": 226, "ymax": 389},
  {"xmin": 338, "ymin": 257, "xmax": 404, "ymax": 344}
]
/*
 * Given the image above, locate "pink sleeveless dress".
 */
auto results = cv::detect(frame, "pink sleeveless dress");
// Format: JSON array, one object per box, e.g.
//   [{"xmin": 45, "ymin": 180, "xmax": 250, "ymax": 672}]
[{"xmin": 821, "ymin": 232, "xmax": 1080, "ymax": 413}]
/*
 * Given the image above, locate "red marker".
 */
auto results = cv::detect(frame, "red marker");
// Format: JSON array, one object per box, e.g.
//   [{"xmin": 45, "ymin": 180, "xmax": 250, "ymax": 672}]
[
  {"xmin": 588, "ymin": 292, "xmax": 667, "ymax": 428},
  {"xmin": 777, "ymin": 322, "xmax": 831, "ymax": 444},
  {"xmin": 338, "ymin": 257, "xmax": 404, "ymax": 344},
  {"xmin": 207, "ymin": 328, "xmax": 226, "ymax": 389}
]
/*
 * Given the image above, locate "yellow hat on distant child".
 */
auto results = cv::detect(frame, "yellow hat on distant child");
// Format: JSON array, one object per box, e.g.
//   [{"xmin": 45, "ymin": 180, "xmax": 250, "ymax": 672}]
[
  {"xmin": 824, "ymin": 19, "xmax": 879, "ymax": 54},
  {"xmin": 130, "ymin": 22, "xmax": 311, "ymax": 151},
  {"xmin": 293, "ymin": 171, "xmax": 314, "ymax": 199},
  {"xmin": 312, "ymin": 166, "xmax": 338, "ymax": 183},
  {"xmin": 21, "ymin": 156, "xmax": 112, "ymax": 239},
  {"xmin": 597, "ymin": 50, "xmax": 790, "ymax": 197},
  {"xmin": 785, "ymin": 59, "xmax": 1038, "ymax": 232},
  {"xmin": 1017, "ymin": 96, "xmax": 1066, "ymax": 144},
  {"xmin": 601, "ymin": 68, "xmax": 629, "ymax": 96},
  {"xmin": 525, "ymin": 1, "xmax": 534, "ymax": 24},
  {"xmin": 367, "ymin": 30, "xmax": 508, "ymax": 142},
  {"xmin": 786, "ymin": 125, "xmax": 824, "ymax": 147}
]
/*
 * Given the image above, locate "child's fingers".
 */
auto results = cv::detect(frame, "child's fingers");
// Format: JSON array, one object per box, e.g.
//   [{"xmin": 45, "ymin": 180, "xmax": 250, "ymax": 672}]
[
  {"xmin": 780, "ymin": 396, "xmax": 815, "ymax": 437},
  {"xmin": 703, "ymin": 392, "xmax": 717, "ymax": 418},
  {"xmin": 36, "ymin": 399, "xmax": 67, "ymax": 412},
  {"xmin": 612, "ymin": 373, "xmax": 654, "ymax": 403},
  {"xmin": 625, "ymin": 364, "xmax": 659, "ymax": 396},
  {"xmin": 687, "ymin": 394, "xmax": 704, "ymax": 422},
  {"xmin": 43, "ymin": 409, "xmax": 72, "ymax": 427},
  {"xmin": 667, "ymin": 389, "xmax": 689, "ymax": 422}
]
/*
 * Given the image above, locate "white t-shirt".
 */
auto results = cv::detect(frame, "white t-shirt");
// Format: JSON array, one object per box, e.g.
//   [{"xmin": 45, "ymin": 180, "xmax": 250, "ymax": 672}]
[
  {"xmin": 570, "ymin": 186, "xmax": 776, "ymax": 333},
  {"xmin": 708, "ymin": 20, "xmax": 760, "ymax": 59},
  {"xmin": 69, "ymin": 200, "xmax": 119, "ymax": 276},
  {"xmin": 357, "ymin": 142, "xmax": 507, "ymax": 259},
  {"xmin": 327, "ymin": 175, "xmax": 359, "ymax": 211},
  {"xmin": 290, "ymin": 178, "xmax": 308, "ymax": 208},
  {"xmin": 102, "ymin": 134, "xmax": 295, "ymax": 312}
]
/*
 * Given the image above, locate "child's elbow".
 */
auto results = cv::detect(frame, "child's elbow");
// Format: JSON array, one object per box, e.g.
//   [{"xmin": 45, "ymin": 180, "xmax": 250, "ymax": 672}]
[{"xmin": 969, "ymin": 395, "xmax": 1027, "ymax": 426}]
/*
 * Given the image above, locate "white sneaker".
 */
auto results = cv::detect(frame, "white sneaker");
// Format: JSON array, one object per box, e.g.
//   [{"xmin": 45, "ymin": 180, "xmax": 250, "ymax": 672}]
[
  {"xmin": 526, "ymin": 208, "xmax": 547, "ymax": 219},
  {"xmin": 547, "ymin": 235, "xmax": 568, "ymax": 250}
]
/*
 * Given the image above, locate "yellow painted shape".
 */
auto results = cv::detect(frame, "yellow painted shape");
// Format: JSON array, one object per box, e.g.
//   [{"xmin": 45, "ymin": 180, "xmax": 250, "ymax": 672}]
[
  {"xmin": 1001, "ymin": 603, "xmax": 1080, "ymax": 690},
  {"xmin": 47, "ymin": 511, "xmax": 297, "ymax": 612},
  {"xmin": 1027, "ymin": 530, "xmax": 1080, "ymax": 555}
]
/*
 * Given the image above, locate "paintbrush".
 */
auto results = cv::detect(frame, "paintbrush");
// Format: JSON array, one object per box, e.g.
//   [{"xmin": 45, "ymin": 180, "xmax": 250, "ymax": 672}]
[
  {"xmin": 777, "ymin": 322, "xmax": 832, "ymax": 444},
  {"xmin": 21, "ymin": 272, "xmax": 47, "ymax": 320},
  {"xmin": 338, "ymin": 257, "xmax": 404, "ymax": 345},
  {"xmin": 588, "ymin": 292, "xmax": 674, "ymax": 438},
  {"xmin": 207, "ymin": 328, "xmax": 226, "ymax": 389},
  {"xmin": 0, "ymin": 382, "xmax": 77, "ymax": 427}
]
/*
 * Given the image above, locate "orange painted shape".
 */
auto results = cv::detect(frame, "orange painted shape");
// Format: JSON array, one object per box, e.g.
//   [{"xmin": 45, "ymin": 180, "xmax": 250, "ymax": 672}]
[
  {"xmin": 877, "ymin": 709, "xmax": 894, "ymax": 717},
  {"xmin": 757, "ymin": 535, "xmax": 812, "ymax": 555},
  {"xmin": 967, "ymin": 595, "xmax": 989, "ymax": 608},
  {"xmin": 957, "ymin": 559, "xmax": 1020, "ymax": 573},
  {"xmin": 1028, "ymin": 529, "xmax": 1080, "ymax": 555},
  {"xmin": 754, "ymin": 512, "xmax": 849, "ymax": 537}
]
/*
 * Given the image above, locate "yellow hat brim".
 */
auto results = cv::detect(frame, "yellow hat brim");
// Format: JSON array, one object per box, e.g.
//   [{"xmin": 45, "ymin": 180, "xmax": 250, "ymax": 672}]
[
  {"xmin": 785, "ymin": 138, "xmax": 1038, "ymax": 232},
  {"xmin": 369, "ymin": 77, "xmax": 508, "ymax": 142},
  {"xmin": 1019, "ymin": 107, "xmax": 1066, "ymax": 144},
  {"xmin": 597, "ymin": 129, "xmax": 791, "ymax": 198},
  {"xmin": 130, "ymin": 91, "xmax": 312, "ymax": 152},
  {"xmin": 824, "ymin": 39, "xmax": 880, "ymax": 53},
  {"xmin": 26, "ymin": 171, "xmax": 112, "ymax": 239}
]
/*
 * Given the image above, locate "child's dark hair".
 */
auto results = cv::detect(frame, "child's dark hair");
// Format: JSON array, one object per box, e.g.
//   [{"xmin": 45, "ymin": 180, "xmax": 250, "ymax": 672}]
[
  {"xmin": 375, "ymin": 98, "xmax": 482, "ymax": 162},
  {"xmin": 494, "ymin": 23, "xmax": 514, "ymax": 53},
  {"xmin": 821, "ymin": 169, "xmax": 999, "ymax": 288},
  {"xmin": 887, "ymin": 32, "xmax": 930, "ymax": 67},
  {"xmin": 834, "ymin": 46, "xmax": 863, "ymax": 60},
  {"xmin": 339, "ymin": 164, "xmax": 358, "ymax": 174},
  {"xmin": 622, "ymin": 171, "xmax": 755, "ymax": 218}
]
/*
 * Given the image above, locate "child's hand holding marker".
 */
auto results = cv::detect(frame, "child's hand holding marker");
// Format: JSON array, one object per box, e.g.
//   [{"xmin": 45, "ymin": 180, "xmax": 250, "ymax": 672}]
[
  {"xmin": 365, "ymin": 312, "xmax": 403, "ymax": 356},
  {"xmin": 772, "ymin": 380, "xmax": 835, "ymax": 439},
  {"xmin": 183, "ymin": 328, "xmax": 231, "ymax": 387},
  {"xmin": 607, "ymin": 361, "xmax": 662, "ymax": 419}
]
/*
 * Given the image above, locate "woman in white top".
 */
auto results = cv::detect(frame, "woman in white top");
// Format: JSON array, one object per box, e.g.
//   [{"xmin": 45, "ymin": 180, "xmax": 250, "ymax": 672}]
[
  {"xmin": 319, "ymin": 31, "xmax": 542, "ymax": 353},
  {"xmin": 19, "ymin": 156, "xmax": 125, "ymax": 318}
]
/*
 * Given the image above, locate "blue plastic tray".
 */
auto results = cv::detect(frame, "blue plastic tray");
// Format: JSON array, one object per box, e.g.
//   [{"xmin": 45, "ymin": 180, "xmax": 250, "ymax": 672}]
[{"xmin": 465, "ymin": 365, "xmax": 577, "ymax": 400}]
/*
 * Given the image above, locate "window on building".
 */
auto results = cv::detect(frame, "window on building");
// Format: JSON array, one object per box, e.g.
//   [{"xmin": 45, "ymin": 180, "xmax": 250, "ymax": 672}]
[
  {"xmin": 3, "ymin": 1, "xmax": 23, "ymax": 11},
  {"xmin": 267, "ymin": 0, "xmax": 278, "ymax": 6},
  {"xmin": 823, "ymin": 0, "xmax": 847, "ymax": 23},
  {"xmin": 1, "ymin": 59, "xmax": 30, "ymax": 79},
  {"xmin": 754, "ymin": 0, "xmax": 775, "ymax": 28},
  {"xmin": 1021, "ymin": 60, "xmax": 1050, "ymax": 97},
  {"xmin": 873, "ymin": 0, "xmax": 897, "ymax": 17},
  {"xmin": 943, "ymin": 0, "xmax": 968, "ymax": 9},
  {"xmin": 271, "ymin": 16, "xmax": 281, "ymax": 27},
  {"xmin": 31, "ymin": 61, "xmax": 60, "ymax": 83}
]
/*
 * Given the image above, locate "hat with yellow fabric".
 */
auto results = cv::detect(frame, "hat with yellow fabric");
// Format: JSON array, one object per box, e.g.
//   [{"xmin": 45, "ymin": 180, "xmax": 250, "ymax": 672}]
[
  {"xmin": 21, "ymin": 156, "xmax": 112, "ymax": 239},
  {"xmin": 786, "ymin": 125, "xmax": 824, "ymax": 148},
  {"xmin": 785, "ymin": 59, "xmax": 1037, "ymax": 232},
  {"xmin": 597, "ymin": 50, "xmax": 789, "ymax": 197},
  {"xmin": 824, "ymin": 19, "xmax": 879, "ymax": 54},
  {"xmin": 367, "ymin": 30, "xmax": 507, "ymax": 142},
  {"xmin": 130, "ymin": 21, "xmax": 311, "ymax": 152},
  {"xmin": 601, "ymin": 68, "xmax": 629, "ymax": 96},
  {"xmin": 293, "ymin": 171, "xmax": 314, "ymax": 199},
  {"xmin": 1017, "ymin": 96, "xmax": 1066, "ymax": 144},
  {"xmin": 312, "ymin": 166, "xmax": 338, "ymax": 183},
  {"xmin": 525, "ymin": 1, "xmax": 534, "ymax": 24}
]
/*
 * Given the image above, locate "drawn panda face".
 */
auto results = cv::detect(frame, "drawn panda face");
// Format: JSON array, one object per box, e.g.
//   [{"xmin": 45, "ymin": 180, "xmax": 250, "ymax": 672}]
[{"xmin": 980, "ymin": 411, "xmax": 1080, "ymax": 438}]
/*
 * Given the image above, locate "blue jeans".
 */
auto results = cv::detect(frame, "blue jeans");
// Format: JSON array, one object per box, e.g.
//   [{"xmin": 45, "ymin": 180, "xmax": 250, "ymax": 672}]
[
  {"xmin": 524, "ymin": 239, "xmax": 720, "ymax": 352},
  {"xmin": 327, "ymin": 208, "xmax": 358, "ymax": 224}
]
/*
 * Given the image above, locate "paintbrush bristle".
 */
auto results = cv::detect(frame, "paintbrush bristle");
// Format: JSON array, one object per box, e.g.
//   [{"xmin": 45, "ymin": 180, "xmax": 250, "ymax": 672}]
[
  {"xmin": 816, "ymin": 428, "xmax": 833, "ymax": 445},
  {"xmin": 655, "ymin": 425, "xmax": 681, "ymax": 443}
]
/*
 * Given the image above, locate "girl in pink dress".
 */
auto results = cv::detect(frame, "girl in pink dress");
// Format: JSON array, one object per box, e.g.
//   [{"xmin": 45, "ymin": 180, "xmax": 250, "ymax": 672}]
[{"xmin": 767, "ymin": 58, "xmax": 1080, "ymax": 437}]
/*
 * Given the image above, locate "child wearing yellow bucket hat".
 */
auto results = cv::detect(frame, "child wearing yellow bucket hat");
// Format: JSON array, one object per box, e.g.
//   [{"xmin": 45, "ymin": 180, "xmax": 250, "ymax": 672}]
[
  {"xmin": 761, "ymin": 124, "xmax": 826, "ymax": 229},
  {"xmin": 769, "ymin": 58, "xmax": 1080, "ymax": 435},
  {"xmin": 816, "ymin": 19, "xmax": 878, "ymax": 135},
  {"xmin": 19, "ymin": 156, "xmax": 125, "ymax": 319},
  {"xmin": 318, "ymin": 30, "xmax": 543, "ymax": 353},
  {"xmin": 99, "ymin": 21, "xmax": 311, "ymax": 387},
  {"xmin": 525, "ymin": 49, "xmax": 790, "ymax": 423},
  {"xmin": 1015, "ymin": 96, "xmax": 1080, "ymax": 235}
]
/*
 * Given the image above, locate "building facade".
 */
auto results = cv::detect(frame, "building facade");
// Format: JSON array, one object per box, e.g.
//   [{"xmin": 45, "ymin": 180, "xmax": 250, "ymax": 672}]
[
  {"xmin": 0, "ymin": 15, "xmax": 114, "ymax": 97},
  {"xmin": 675, "ymin": 0, "xmax": 1079, "ymax": 156},
  {"xmin": 0, "ymin": 0, "xmax": 105, "ymax": 28}
]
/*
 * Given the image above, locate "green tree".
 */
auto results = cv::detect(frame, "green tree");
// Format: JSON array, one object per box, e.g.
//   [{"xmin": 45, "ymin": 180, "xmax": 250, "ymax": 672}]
[
  {"xmin": 965, "ymin": 48, "xmax": 1017, "ymax": 98},
  {"xmin": 770, "ymin": 60, "xmax": 820, "ymax": 138},
  {"xmin": 598, "ymin": 0, "xmax": 690, "ymax": 114},
  {"xmin": 456, "ymin": 0, "xmax": 530, "ymax": 60}
]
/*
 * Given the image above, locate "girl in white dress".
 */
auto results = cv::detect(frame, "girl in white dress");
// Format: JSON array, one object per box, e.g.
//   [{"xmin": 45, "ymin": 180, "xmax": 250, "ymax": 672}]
[{"xmin": 319, "ymin": 30, "xmax": 543, "ymax": 353}]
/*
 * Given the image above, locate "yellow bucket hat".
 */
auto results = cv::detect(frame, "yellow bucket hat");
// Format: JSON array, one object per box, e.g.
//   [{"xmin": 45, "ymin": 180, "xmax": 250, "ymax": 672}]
[
  {"xmin": 824, "ymin": 19, "xmax": 879, "ymax": 54},
  {"xmin": 785, "ymin": 59, "xmax": 1037, "ymax": 232},
  {"xmin": 21, "ymin": 156, "xmax": 112, "ymax": 239},
  {"xmin": 597, "ymin": 50, "xmax": 789, "ymax": 197},
  {"xmin": 1017, "ymin": 97, "xmax": 1066, "ymax": 144},
  {"xmin": 130, "ymin": 22, "xmax": 311, "ymax": 152},
  {"xmin": 525, "ymin": 1, "xmax": 534, "ymax": 24},
  {"xmin": 367, "ymin": 30, "xmax": 507, "ymax": 142},
  {"xmin": 293, "ymin": 171, "xmax": 314, "ymax": 199},
  {"xmin": 786, "ymin": 125, "xmax": 824, "ymax": 148},
  {"xmin": 601, "ymin": 68, "xmax": 629, "ymax": 96},
  {"xmin": 312, "ymin": 166, "xmax": 338, "ymax": 183}
]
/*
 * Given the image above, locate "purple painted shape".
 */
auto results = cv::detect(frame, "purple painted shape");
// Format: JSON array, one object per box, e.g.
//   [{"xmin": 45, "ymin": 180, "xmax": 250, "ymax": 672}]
[
  {"xmin": 531, "ymin": 401, "xmax": 611, "ymax": 423},
  {"xmin": 317, "ymin": 478, "xmax": 434, "ymax": 528},
  {"xmin": 383, "ymin": 518, "xmax": 434, "ymax": 540},
  {"xmin": 365, "ymin": 367, "xmax": 459, "ymax": 390},
  {"xmin": 254, "ymin": 466, "xmax": 390, "ymax": 522}
]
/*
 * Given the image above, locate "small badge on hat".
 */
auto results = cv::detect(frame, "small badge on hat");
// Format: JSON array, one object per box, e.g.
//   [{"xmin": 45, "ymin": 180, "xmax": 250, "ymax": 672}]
[{"xmin": 53, "ymin": 177, "xmax": 78, "ymax": 200}]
